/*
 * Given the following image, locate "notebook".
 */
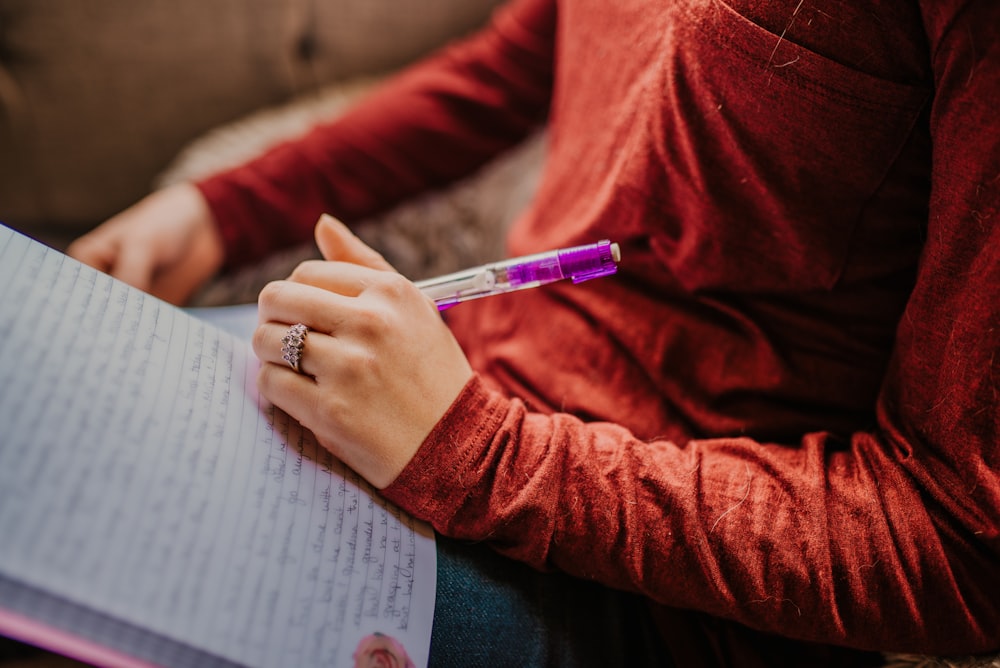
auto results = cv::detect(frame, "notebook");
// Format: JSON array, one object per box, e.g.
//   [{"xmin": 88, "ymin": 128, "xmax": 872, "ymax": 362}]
[{"xmin": 0, "ymin": 224, "xmax": 436, "ymax": 668}]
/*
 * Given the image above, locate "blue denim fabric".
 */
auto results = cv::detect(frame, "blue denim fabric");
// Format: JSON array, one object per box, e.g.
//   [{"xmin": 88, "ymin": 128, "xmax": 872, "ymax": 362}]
[{"xmin": 429, "ymin": 536, "xmax": 671, "ymax": 667}]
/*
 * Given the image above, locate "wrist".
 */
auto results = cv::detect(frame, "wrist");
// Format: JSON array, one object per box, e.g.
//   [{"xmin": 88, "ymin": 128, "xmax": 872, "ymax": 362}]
[{"xmin": 380, "ymin": 375, "xmax": 508, "ymax": 518}]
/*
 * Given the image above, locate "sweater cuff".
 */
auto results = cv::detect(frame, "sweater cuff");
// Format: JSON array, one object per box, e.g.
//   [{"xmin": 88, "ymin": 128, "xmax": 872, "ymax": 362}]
[
  {"xmin": 194, "ymin": 143, "xmax": 325, "ymax": 272},
  {"xmin": 195, "ymin": 172, "xmax": 277, "ymax": 272},
  {"xmin": 380, "ymin": 374, "xmax": 508, "ymax": 526}
]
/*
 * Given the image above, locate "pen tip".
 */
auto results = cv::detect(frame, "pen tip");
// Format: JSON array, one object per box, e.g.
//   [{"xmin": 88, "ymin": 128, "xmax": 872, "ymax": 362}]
[{"xmin": 610, "ymin": 242, "xmax": 621, "ymax": 263}]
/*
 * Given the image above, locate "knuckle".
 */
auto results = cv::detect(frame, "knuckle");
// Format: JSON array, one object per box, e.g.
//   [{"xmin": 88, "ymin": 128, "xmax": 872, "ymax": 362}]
[
  {"xmin": 314, "ymin": 391, "xmax": 341, "ymax": 423},
  {"xmin": 373, "ymin": 271, "xmax": 412, "ymax": 299},
  {"xmin": 352, "ymin": 305, "xmax": 391, "ymax": 339},
  {"xmin": 288, "ymin": 260, "xmax": 323, "ymax": 283},
  {"xmin": 312, "ymin": 393, "xmax": 351, "ymax": 441},
  {"xmin": 335, "ymin": 343, "xmax": 378, "ymax": 382},
  {"xmin": 257, "ymin": 280, "xmax": 285, "ymax": 310}
]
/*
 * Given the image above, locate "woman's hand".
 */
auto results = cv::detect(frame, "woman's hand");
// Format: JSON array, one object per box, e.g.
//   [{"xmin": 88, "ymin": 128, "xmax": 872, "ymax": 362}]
[
  {"xmin": 252, "ymin": 215, "xmax": 474, "ymax": 489},
  {"xmin": 66, "ymin": 183, "xmax": 225, "ymax": 305}
]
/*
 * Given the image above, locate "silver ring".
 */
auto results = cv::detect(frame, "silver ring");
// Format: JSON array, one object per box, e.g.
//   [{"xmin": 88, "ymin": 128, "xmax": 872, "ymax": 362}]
[{"xmin": 281, "ymin": 323, "xmax": 309, "ymax": 373}]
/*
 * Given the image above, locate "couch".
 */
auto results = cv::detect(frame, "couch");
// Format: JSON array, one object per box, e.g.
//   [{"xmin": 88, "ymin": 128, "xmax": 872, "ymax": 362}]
[{"xmin": 0, "ymin": 0, "xmax": 514, "ymax": 254}]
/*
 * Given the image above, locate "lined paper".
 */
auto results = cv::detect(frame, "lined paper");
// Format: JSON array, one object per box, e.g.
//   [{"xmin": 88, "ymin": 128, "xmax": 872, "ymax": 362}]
[{"xmin": 0, "ymin": 225, "xmax": 435, "ymax": 668}]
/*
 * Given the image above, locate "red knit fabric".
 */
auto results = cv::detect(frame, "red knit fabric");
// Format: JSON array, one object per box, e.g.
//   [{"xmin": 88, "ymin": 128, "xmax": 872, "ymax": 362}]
[{"xmin": 197, "ymin": 0, "xmax": 1000, "ymax": 661}]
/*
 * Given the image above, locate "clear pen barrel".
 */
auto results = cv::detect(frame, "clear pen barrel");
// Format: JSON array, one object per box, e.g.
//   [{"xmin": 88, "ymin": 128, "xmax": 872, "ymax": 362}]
[{"xmin": 415, "ymin": 240, "xmax": 619, "ymax": 310}]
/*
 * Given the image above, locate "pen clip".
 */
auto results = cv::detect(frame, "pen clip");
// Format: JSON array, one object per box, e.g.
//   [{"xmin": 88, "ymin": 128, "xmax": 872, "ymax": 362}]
[{"xmin": 569, "ymin": 265, "xmax": 617, "ymax": 283}]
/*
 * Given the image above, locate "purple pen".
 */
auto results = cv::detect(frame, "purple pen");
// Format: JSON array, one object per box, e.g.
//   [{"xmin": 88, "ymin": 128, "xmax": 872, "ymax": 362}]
[{"xmin": 415, "ymin": 240, "xmax": 621, "ymax": 310}]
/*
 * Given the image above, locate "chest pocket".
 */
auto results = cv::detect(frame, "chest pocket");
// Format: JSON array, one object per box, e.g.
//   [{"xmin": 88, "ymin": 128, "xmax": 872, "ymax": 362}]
[{"xmin": 643, "ymin": 0, "xmax": 929, "ymax": 293}]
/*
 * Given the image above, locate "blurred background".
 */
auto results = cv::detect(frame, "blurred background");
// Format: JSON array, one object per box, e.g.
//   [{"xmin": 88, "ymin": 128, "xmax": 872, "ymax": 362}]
[{"xmin": 0, "ymin": 0, "xmax": 507, "ymax": 251}]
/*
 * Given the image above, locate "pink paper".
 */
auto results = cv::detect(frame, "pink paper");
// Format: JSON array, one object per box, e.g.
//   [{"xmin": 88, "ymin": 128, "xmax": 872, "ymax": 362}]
[{"xmin": 0, "ymin": 608, "xmax": 160, "ymax": 668}]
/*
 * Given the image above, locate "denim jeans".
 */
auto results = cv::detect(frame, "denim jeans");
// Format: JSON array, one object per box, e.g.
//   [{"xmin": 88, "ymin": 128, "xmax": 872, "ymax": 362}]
[{"xmin": 428, "ymin": 536, "xmax": 671, "ymax": 667}]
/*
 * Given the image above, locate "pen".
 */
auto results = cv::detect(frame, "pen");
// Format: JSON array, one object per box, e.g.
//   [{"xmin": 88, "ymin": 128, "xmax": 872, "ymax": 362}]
[{"xmin": 415, "ymin": 239, "xmax": 621, "ymax": 310}]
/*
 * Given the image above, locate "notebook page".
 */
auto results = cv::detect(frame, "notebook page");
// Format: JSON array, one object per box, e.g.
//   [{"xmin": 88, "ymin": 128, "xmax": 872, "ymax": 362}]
[
  {"xmin": 185, "ymin": 303, "xmax": 259, "ymax": 342},
  {"xmin": 0, "ymin": 225, "xmax": 436, "ymax": 668}
]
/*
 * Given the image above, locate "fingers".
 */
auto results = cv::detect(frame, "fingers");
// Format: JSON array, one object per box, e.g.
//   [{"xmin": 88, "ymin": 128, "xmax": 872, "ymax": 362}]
[
  {"xmin": 254, "ymin": 321, "xmax": 330, "ymax": 378},
  {"xmin": 66, "ymin": 234, "xmax": 114, "ymax": 273},
  {"xmin": 264, "ymin": 216, "xmax": 422, "ymax": 331},
  {"xmin": 65, "ymin": 185, "xmax": 225, "ymax": 304},
  {"xmin": 67, "ymin": 231, "xmax": 156, "ymax": 292},
  {"xmin": 314, "ymin": 214, "xmax": 395, "ymax": 271},
  {"xmin": 253, "ymin": 323, "xmax": 335, "ymax": 432},
  {"xmin": 267, "ymin": 259, "xmax": 424, "ymax": 325},
  {"xmin": 111, "ymin": 243, "xmax": 158, "ymax": 293},
  {"xmin": 287, "ymin": 259, "xmax": 382, "ymax": 295},
  {"xmin": 257, "ymin": 276, "xmax": 360, "ymax": 335},
  {"xmin": 256, "ymin": 359, "xmax": 320, "ymax": 434}
]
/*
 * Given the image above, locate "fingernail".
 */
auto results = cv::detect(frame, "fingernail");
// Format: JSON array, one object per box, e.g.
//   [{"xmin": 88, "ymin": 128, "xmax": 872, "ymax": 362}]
[{"xmin": 319, "ymin": 213, "xmax": 345, "ymax": 229}]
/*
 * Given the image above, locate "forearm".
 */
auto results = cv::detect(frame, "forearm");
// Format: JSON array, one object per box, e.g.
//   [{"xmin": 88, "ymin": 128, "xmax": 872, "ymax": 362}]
[
  {"xmin": 197, "ymin": 0, "xmax": 556, "ymax": 270},
  {"xmin": 383, "ymin": 375, "xmax": 999, "ymax": 654}
]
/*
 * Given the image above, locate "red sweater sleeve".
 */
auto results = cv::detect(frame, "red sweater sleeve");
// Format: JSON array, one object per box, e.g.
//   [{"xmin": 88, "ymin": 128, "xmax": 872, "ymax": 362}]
[
  {"xmin": 196, "ymin": 0, "xmax": 555, "ymax": 270},
  {"xmin": 382, "ymin": 3, "xmax": 1000, "ymax": 656}
]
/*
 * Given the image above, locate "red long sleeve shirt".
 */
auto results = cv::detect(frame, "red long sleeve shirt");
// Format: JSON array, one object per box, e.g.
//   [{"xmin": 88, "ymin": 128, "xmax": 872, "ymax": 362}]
[{"xmin": 198, "ymin": 0, "xmax": 1000, "ymax": 661}]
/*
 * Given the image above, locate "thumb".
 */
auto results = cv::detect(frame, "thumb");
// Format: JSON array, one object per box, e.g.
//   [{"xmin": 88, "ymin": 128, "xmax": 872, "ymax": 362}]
[
  {"xmin": 314, "ymin": 214, "xmax": 395, "ymax": 271},
  {"xmin": 109, "ymin": 242, "xmax": 156, "ymax": 293}
]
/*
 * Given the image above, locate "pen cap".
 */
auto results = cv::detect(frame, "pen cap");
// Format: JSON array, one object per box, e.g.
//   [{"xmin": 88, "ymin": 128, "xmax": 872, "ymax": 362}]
[
  {"xmin": 559, "ymin": 240, "xmax": 620, "ymax": 283},
  {"xmin": 503, "ymin": 239, "xmax": 620, "ymax": 286}
]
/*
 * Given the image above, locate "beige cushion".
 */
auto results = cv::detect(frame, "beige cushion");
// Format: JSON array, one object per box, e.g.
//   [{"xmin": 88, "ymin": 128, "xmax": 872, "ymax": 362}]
[{"xmin": 0, "ymin": 0, "xmax": 504, "ymax": 249}]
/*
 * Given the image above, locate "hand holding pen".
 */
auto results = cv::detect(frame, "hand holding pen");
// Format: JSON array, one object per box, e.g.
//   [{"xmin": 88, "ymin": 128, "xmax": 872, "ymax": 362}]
[{"xmin": 253, "ymin": 215, "xmax": 620, "ymax": 489}]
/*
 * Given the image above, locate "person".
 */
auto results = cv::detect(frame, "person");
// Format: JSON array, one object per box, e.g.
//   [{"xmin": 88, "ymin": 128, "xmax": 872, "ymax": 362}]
[{"xmin": 67, "ymin": 0, "xmax": 998, "ymax": 665}]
